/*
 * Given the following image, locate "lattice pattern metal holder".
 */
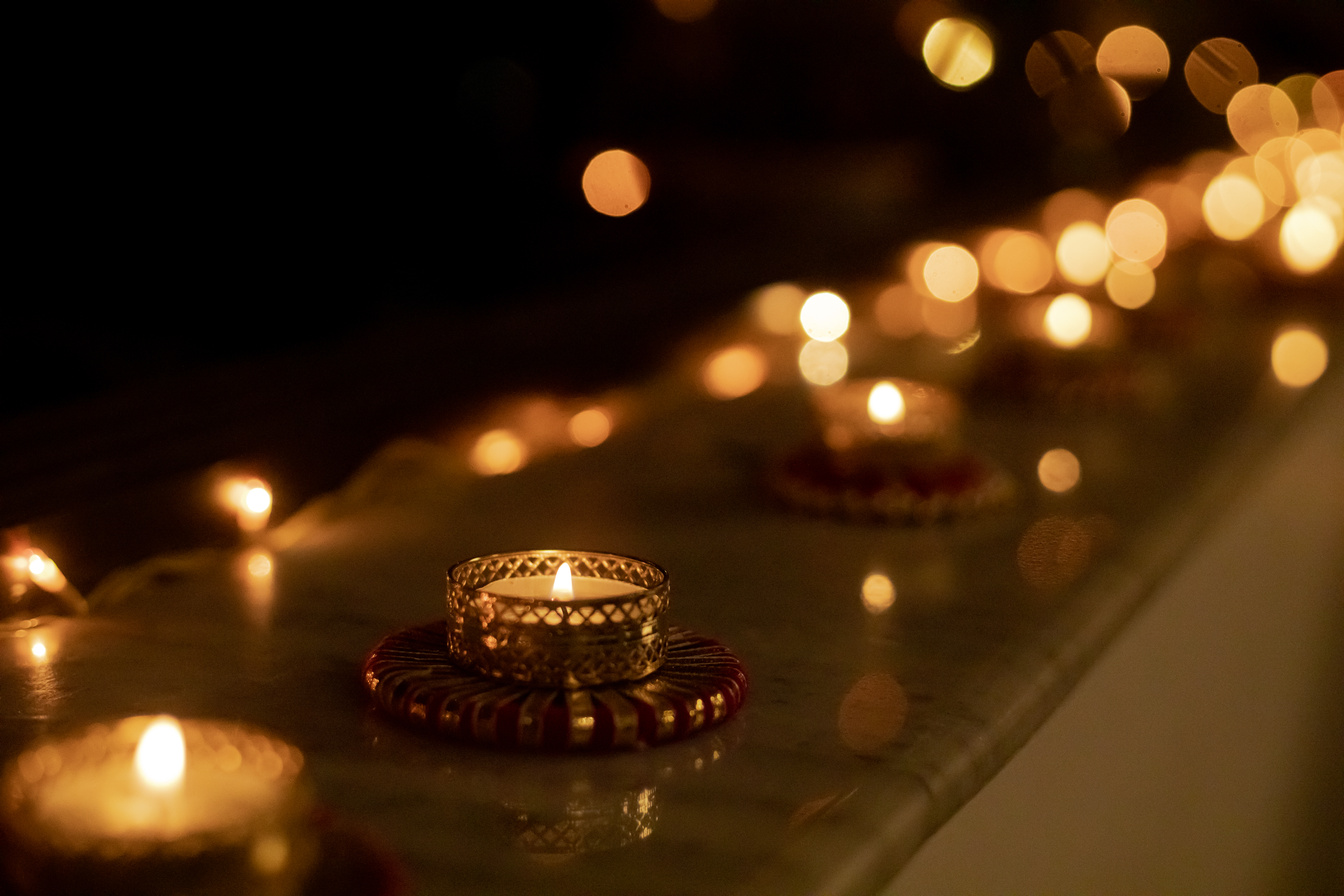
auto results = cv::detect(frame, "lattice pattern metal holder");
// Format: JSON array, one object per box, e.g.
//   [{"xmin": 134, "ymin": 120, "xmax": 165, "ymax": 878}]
[{"xmin": 447, "ymin": 550, "xmax": 670, "ymax": 688}]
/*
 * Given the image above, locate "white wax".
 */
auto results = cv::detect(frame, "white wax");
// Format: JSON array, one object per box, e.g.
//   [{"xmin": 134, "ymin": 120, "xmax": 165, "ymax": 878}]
[{"xmin": 480, "ymin": 575, "xmax": 642, "ymax": 600}]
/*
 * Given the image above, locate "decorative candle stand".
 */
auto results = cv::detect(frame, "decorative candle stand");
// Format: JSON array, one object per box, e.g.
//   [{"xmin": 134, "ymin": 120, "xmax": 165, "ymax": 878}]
[
  {"xmin": 771, "ymin": 377, "xmax": 1014, "ymax": 523},
  {"xmin": 0, "ymin": 716, "xmax": 318, "ymax": 896},
  {"xmin": 363, "ymin": 550, "xmax": 747, "ymax": 751}
]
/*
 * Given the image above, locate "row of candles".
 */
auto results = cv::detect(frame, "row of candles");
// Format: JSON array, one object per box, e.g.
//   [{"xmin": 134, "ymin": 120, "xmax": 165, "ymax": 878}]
[{"xmin": 2, "ymin": 38, "xmax": 1339, "ymax": 896}]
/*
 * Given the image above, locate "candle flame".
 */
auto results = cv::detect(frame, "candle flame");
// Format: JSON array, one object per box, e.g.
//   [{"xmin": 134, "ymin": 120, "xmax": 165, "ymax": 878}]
[
  {"xmin": 867, "ymin": 381, "xmax": 907, "ymax": 425},
  {"xmin": 30, "ymin": 639, "xmax": 47, "ymax": 660},
  {"xmin": 551, "ymin": 563, "xmax": 574, "ymax": 600},
  {"xmin": 25, "ymin": 550, "xmax": 68, "ymax": 593},
  {"xmin": 135, "ymin": 717, "xmax": 186, "ymax": 791}
]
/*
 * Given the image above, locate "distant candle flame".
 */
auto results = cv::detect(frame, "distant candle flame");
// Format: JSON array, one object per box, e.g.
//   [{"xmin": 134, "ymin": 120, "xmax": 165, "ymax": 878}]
[
  {"xmin": 30, "ymin": 639, "xmax": 47, "ymax": 660},
  {"xmin": 551, "ymin": 563, "xmax": 574, "ymax": 600},
  {"xmin": 1044, "ymin": 294, "xmax": 1093, "ymax": 347},
  {"xmin": 222, "ymin": 477, "xmax": 273, "ymax": 532},
  {"xmin": 25, "ymin": 550, "xmax": 67, "ymax": 593},
  {"xmin": 867, "ymin": 381, "xmax": 907, "ymax": 425},
  {"xmin": 135, "ymin": 717, "xmax": 186, "ymax": 791}
]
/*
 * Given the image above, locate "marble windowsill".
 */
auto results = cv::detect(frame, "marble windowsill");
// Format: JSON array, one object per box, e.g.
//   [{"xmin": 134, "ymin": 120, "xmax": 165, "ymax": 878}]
[{"xmin": 1, "ymin": 316, "xmax": 1339, "ymax": 894}]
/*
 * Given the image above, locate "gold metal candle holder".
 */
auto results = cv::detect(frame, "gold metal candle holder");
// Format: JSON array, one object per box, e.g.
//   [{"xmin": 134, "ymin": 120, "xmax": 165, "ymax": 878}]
[
  {"xmin": 810, "ymin": 377, "xmax": 960, "ymax": 452},
  {"xmin": 446, "ymin": 550, "xmax": 670, "ymax": 689}
]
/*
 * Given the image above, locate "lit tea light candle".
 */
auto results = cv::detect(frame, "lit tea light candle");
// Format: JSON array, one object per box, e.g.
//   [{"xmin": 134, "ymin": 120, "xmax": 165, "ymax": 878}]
[
  {"xmin": 479, "ymin": 561, "xmax": 642, "ymax": 599},
  {"xmin": 448, "ymin": 550, "xmax": 670, "ymax": 688},
  {"xmin": 0, "ymin": 715, "xmax": 316, "ymax": 895}
]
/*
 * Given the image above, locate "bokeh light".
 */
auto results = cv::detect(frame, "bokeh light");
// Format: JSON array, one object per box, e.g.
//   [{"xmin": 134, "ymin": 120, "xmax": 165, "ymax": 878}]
[
  {"xmin": 1104, "ymin": 261, "xmax": 1156, "ymax": 309},
  {"xmin": 470, "ymin": 429, "xmax": 526, "ymax": 476},
  {"xmin": 1037, "ymin": 448, "xmax": 1081, "ymax": 493},
  {"xmin": 861, "ymin": 573, "xmax": 896, "ymax": 614},
  {"xmin": 867, "ymin": 381, "xmax": 906, "ymax": 425},
  {"xmin": 1017, "ymin": 516, "xmax": 1096, "ymax": 592},
  {"xmin": 753, "ymin": 282, "xmax": 808, "ymax": 335},
  {"xmin": 799, "ymin": 339, "xmax": 848, "ymax": 386},
  {"xmin": 874, "ymin": 283, "xmax": 924, "ymax": 338},
  {"xmin": 1025, "ymin": 31, "xmax": 1094, "ymax": 99},
  {"xmin": 1280, "ymin": 197, "xmax": 1342, "ymax": 273},
  {"xmin": 567, "ymin": 407, "xmax": 612, "ymax": 447},
  {"xmin": 1311, "ymin": 71, "xmax": 1344, "ymax": 131},
  {"xmin": 1185, "ymin": 38, "xmax": 1258, "ymax": 115},
  {"xmin": 1041, "ymin": 188, "xmax": 1106, "ymax": 241},
  {"xmin": 1044, "ymin": 293, "xmax": 1093, "ymax": 347},
  {"xmin": 799, "ymin": 291, "xmax": 851, "ymax": 341},
  {"xmin": 922, "ymin": 18, "xmax": 993, "ymax": 89},
  {"xmin": 702, "ymin": 345, "xmax": 768, "ymax": 400},
  {"xmin": 1106, "ymin": 198, "xmax": 1167, "ymax": 264},
  {"xmin": 1271, "ymin": 327, "xmax": 1329, "ymax": 387},
  {"xmin": 1049, "ymin": 70, "xmax": 1131, "ymax": 142},
  {"xmin": 653, "ymin": 0, "xmax": 716, "ymax": 23},
  {"xmin": 1056, "ymin": 221, "xmax": 1110, "ymax": 285},
  {"xmin": 1096, "ymin": 26, "xmax": 1169, "ymax": 101},
  {"xmin": 1295, "ymin": 149, "xmax": 1344, "ymax": 203},
  {"xmin": 1202, "ymin": 172, "xmax": 1266, "ymax": 240},
  {"xmin": 922, "ymin": 243, "xmax": 978, "ymax": 301},
  {"xmin": 1227, "ymin": 84, "xmax": 1299, "ymax": 155},
  {"xmin": 581, "ymin": 149, "xmax": 651, "ymax": 217},
  {"xmin": 838, "ymin": 672, "xmax": 908, "ymax": 755},
  {"xmin": 922, "ymin": 292, "xmax": 977, "ymax": 339},
  {"xmin": 982, "ymin": 230, "xmax": 1053, "ymax": 294}
]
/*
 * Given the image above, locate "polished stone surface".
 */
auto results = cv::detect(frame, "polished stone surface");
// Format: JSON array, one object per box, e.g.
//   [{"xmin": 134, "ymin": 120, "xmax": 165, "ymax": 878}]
[{"xmin": 1, "ymin": 312, "xmax": 1339, "ymax": 894}]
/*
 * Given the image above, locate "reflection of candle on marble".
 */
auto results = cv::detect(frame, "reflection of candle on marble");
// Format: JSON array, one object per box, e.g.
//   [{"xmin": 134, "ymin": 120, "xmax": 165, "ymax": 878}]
[
  {"xmin": 0, "ymin": 716, "xmax": 316, "ymax": 895},
  {"xmin": 479, "ymin": 562, "xmax": 642, "ymax": 600}
]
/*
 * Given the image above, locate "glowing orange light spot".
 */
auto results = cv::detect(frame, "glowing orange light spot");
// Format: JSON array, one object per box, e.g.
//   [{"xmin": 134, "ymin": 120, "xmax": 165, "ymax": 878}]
[
  {"xmin": 1105, "ymin": 261, "xmax": 1156, "ymax": 309},
  {"xmin": 1049, "ymin": 71, "xmax": 1131, "ymax": 143},
  {"xmin": 135, "ymin": 717, "xmax": 186, "ymax": 791},
  {"xmin": 922, "ymin": 292, "xmax": 977, "ymax": 339},
  {"xmin": 799, "ymin": 291, "xmax": 850, "ymax": 341},
  {"xmin": 838, "ymin": 673, "xmax": 908, "ymax": 755},
  {"xmin": 1280, "ymin": 197, "xmax": 1342, "ymax": 273},
  {"xmin": 703, "ymin": 345, "xmax": 768, "ymax": 400},
  {"xmin": 247, "ymin": 550, "xmax": 272, "ymax": 579},
  {"xmin": 861, "ymin": 573, "xmax": 896, "ymax": 614},
  {"xmin": 1096, "ymin": 26, "xmax": 1169, "ymax": 101},
  {"xmin": 652, "ymin": 0, "xmax": 716, "ymax": 23},
  {"xmin": 29, "ymin": 638, "xmax": 47, "ymax": 660},
  {"xmin": 1056, "ymin": 221, "xmax": 1110, "ymax": 285},
  {"xmin": 581, "ymin": 149, "xmax": 650, "ymax": 217},
  {"xmin": 1185, "ymin": 38, "xmax": 1258, "ymax": 115},
  {"xmin": 222, "ymin": 476, "xmax": 272, "ymax": 532},
  {"xmin": 1227, "ymin": 84, "xmax": 1299, "ymax": 155},
  {"xmin": 1271, "ymin": 328, "xmax": 1329, "ymax": 387},
  {"xmin": 1296, "ymin": 150, "xmax": 1344, "ymax": 203},
  {"xmin": 922, "ymin": 18, "xmax": 994, "ymax": 89},
  {"xmin": 922, "ymin": 243, "xmax": 978, "ymax": 301},
  {"xmin": 752, "ymin": 282, "xmax": 808, "ymax": 335},
  {"xmin": 25, "ymin": 550, "xmax": 67, "ymax": 593},
  {"xmin": 1025, "ymin": 30, "xmax": 1094, "ymax": 99},
  {"xmin": 1044, "ymin": 293, "xmax": 1093, "ymax": 348},
  {"xmin": 470, "ymin": 429, "xmax": 526, "ymax": 476},
  {"xmin": 873, "ymin": 283, "xmax": 923, "ymax": 338},
  {"xmin": 567, "ymin": 407, "xmax": 612, "ymax": 448},
  {"xmin": 1107, "ymin": 198, "xmax": 1167, "ymax": 264},
  {"xmin": 1203, "ymin": 172, "xmax": 1266, "ymax": 240},
  {"xmin": 799, "ymin": 340, "xmax": 848, "ymax": 386},
  {"xmin": 867, "ymin": 381, "xmax": 906, "ymax": 425},
  {"xmin": 1038, "ymin": 448, "xmax": 1081, "ymax": 493},
  {"xmin": 1041, "ymin": 188, "xmax": 1106, "ymax": 241},
  {"xmin": 986, "ymin": 230, "xmax": 1053, "ymax": 294},
  {"xmin": 1311, "ymin": 70, "xmax": 1344, "ymax": 131}
]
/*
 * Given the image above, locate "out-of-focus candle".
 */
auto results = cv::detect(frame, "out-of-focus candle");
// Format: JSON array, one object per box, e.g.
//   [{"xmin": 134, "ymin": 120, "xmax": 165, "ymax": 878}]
[
  {"xmin": 220, "ymin": 477, "xmax": 273, "ymax": 534},
  {"xmin": 0, "ymin": 716, "xmax": 316, "ymax": 896}
]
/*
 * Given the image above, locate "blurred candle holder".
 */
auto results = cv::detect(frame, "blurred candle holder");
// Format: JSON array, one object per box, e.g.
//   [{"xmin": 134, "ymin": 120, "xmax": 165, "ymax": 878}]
[
  {"xmin": 0, "ymin": 715, "xmax": 318, "ymax": 896},
  {"xmin": 772, "ymin": 377, "xmax": 1013, "ymax": 523}
]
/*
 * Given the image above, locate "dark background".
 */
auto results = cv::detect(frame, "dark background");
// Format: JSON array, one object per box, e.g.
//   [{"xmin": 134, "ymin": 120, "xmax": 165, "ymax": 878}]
[{"xmin": 6, "ymin": 1, "xmax": 1341, "ymax": 576}]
